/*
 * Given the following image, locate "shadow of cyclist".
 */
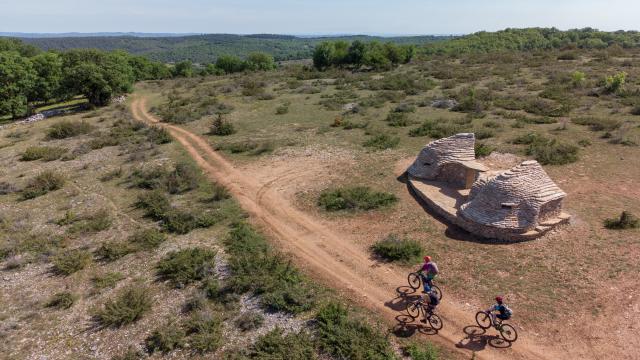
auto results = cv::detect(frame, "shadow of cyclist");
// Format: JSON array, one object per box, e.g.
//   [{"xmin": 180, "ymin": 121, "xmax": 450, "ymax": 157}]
[{"xmin": 456, "ymin": 325, "xmax": 512, "ymax": 351}]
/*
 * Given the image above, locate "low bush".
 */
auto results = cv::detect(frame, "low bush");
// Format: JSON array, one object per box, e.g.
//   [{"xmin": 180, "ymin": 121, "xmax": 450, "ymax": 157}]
[
  {"xmin": 604, "ymin": 211, "xmax": 639, "ymax": 230},
  {"xmin": 371, "ymin": 234, "xmax": 422, "ymax": 263},
  {"xmin": 21, "ymin": 171, "xmax": 65, "ymax": 200},
  {"xmin": 475, "ymin": 142, "xmax": 495, "ymax": 157},
  {"xmin": 95, "ymin": 241, "xmax": 136, "ymax": 262},
  {"xmin": 216, "ymin": 140, "xmax": 274, "ymax": 155},
  {"xmin": 186, "ymin": 311, "xmax": 223, "ymax": 353},
  {"xmin": 248, "ymin": 328, "xmax": 317, "ymax": 359},
  {"xmin": 47, "ymin": 121, "xmax": 94, "ymax": 139},
  {"xmin": 474, "ymin": 128, "xmax": 495, "ymax": 140},
  {"xmin": 275, "ymin": 104, "xmax": 289, "ymax": 115},
  {"xmin": 363, "ymin": 133, "xmax": 400, "ymax": 150},
  {"xmin": 525, "ymin": 137, "xmax": 579, "ymax": 165},
  {"xmin": 209, "ymin": 115, "xmax": 236, "ymax": 136},
  {"xmin": 409, "ymin": 119, "xmax": 463, "ymax": 138},
  {"xmin": 224, "ymin": 223, "xmax": 317, "ymax": 314},
  {"xmin": 136, "ymin": 190, "xmax": 171, "ymax": 219},
  {"xmin": 68, "ymin": 209, "xmax": 113, "ymax": 234},
  {"xmin": 386, "ymin": 112, "xmax": 412, "ymax": 127},
  {"xmin": 165, "ymin": 162, "xmax": 200, "ymax": 194},
  {"xmin": 46, "ymin": 291, "xmax": 77, "ymax": 309},
  {"xmin": 404, "ymin": 343, "xmax": 439, "ymax": 360},
  {"xmin": 52, "ymin": 248, "xmax": 92, "ymax": 275},
  {"xmin": 112, "ymin": 347, "xmax": 144, "ymax": 360},
  {"xmin": 21, "ymin": 146, "xmax": 67, "ymax": 161},
  {"xmin": 156, "ymin": 248, "xmax": 216, "ymax": 288},
  {"xmin": 235, "ymin": 312, "xmax": 265, "ymax": 332},
  {"xmin": 92, "ymin": 272, "xmax": 125, "ymax": 290},
  {"xmin": 318, "ymin": 186, "xmax": 397, "ymax": 212},
  {"xmin": 136, "ymin": 191, "xmax": 217, "ymax": 234},
  {"xmin": 316, "ymin": 303, "xmax": 397, "ymax": 359},
  {"xmin": 572, "ymin": 117, "xmax": 622, "ymax": 131},
  {"xmin": 145, "ymin": 320, "xmax": 186, "ymax": 354},
  {"xmin": 94, "ymin": 285, "xmax": 152, "ymax": 327},
  {"xmin": 128, "ymin": 228, "xmax": 167, "ymax": 250},
  {"xmin": 146, "ymin": 126, "xmax": 173, "ymax": 144},
  {"xmin": 0, "ymin": 181, "xmax": 18, "ymax": 195}
]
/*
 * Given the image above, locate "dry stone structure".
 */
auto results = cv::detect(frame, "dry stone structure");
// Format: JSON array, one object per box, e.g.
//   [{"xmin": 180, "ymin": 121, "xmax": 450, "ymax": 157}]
[{"xmin": 407, "ymin": 133, "xmax": 570, "ymax": 241}]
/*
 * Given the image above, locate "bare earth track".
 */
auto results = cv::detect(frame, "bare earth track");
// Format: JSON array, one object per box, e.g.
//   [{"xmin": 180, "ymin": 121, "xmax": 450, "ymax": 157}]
[{"xmin": 131, "ymin": 97, "xmax": 569, "ymax": 360}]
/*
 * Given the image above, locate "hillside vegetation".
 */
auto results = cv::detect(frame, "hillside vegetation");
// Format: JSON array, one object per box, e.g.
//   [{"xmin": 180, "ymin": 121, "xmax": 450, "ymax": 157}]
[{"xmin": 17, "ymin": 33, "xmax": 449, "ymax": 64}]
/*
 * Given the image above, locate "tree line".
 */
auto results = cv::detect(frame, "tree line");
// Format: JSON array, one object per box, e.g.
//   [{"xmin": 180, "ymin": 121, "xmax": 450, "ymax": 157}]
[
  {"xmin": 312, "ymin": 40, "xmax": 415, "ymax": 70},
  {"xmin": 423, "ymin": 28, "xmax": 640, "ymax": 55},
  {"xmin": 0, "ymin": 38, "xmax": 277, "ymax": 119}
]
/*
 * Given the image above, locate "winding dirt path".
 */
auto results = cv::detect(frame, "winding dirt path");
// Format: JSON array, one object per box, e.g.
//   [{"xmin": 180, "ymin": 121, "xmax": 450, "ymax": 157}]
[{"xmin": 131, "ymin": 97, "xmax": 566, "ymax": 360}]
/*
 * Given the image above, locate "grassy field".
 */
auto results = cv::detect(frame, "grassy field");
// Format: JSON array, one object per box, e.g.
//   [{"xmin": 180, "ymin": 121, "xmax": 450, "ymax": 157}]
[{"xmin": 136, "ymin": 46, "xmax": 640, "ymax": 350}]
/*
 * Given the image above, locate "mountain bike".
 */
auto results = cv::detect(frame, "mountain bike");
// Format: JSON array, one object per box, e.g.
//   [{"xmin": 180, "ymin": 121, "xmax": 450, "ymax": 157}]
[
  {"xmin": 475, "ymin": 311, "xmax": 518, "ymax": 342},
  {"xmin": 407, "ymin": 272, "xmax": 442, "ymax": 300},
  {"xmin": 405, "ymin": 296, "xmax": 443, "ymax": 330}
]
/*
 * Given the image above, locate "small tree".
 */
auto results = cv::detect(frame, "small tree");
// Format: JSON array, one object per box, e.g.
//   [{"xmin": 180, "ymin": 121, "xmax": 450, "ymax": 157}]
[
  {"xmin": 604, "ymin": 72, "xmax": 626, "ymax": 94},
  {"xmin": 209, "ymin": 114, "xmax": 236, "ymax": 136},
  {"xmin": 173, "ymin": 60, "xmax": 193, "ymax": 78}
]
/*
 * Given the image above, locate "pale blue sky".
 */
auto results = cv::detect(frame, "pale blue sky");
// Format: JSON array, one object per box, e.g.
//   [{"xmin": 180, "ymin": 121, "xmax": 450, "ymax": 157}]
[{"xmin": 0, "ymin": 0, "xmax": 638, "ymax": 35}]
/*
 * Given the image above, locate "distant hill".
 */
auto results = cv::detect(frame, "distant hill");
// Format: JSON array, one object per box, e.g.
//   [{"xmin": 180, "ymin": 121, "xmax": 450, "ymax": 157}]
[
  {"xmin": 0, "ymin": 32, "xmax": 199, "ymax": 38},
  {"xmin": 11, "ymin": 33, "xmax": 452, "ymax": 63}
]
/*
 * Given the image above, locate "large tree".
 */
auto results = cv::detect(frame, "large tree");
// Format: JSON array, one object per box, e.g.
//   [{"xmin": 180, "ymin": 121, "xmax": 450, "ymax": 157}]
[
  {"xmin": 245, "ymin": 52, "xmax": 276, "ymax": 71},
  {"xmin": 29, "ymin": 52, "xmax": 63, "ymax": 103},
  {"xmin": 0, "ymin": 51, "xmax": 36, "ymax": 118}
]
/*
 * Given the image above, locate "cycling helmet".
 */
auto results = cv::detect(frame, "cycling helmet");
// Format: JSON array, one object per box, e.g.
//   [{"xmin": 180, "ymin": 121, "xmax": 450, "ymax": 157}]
[
  {"xmin": 424, "ymin": 256, "xmax": 431, "ymax": 262},
  {"xmin": 495, "ymin": 296, "xmax": 503, "ymax": 303}
]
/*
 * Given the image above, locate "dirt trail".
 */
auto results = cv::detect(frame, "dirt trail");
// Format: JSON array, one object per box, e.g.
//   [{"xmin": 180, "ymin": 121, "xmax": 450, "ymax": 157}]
[{"xmin": 131, "ymin": 97, "xmax": 566, "ymax": 360}]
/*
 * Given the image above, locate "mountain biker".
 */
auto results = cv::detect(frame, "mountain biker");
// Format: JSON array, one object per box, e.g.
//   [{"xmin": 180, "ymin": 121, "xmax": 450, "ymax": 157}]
[
  {"xmin": 419, "ymin": 290, "xmax": 440, "ymax": 323},
  {"xmin": 486, "ymin": 296, "xmax": 513, "ymax": 325},
  {"xmin": 418, "ymin": 256, "xmax": 438, "ymax": 293}
]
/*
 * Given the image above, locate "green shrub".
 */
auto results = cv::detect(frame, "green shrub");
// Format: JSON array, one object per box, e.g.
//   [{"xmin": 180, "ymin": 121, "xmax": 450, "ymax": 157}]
[
  {"xmin": 46, "ymin": 291, "xmax": 77, "ymax": 309},
  {"xmin": 404, "ymin": 343, "xmax": 439, "ymax": 360},
  {"xmin": 474, "ymin": 128, "xmax": 495, "ymax": 140},
  {"xmin": 165, "ymin": 162, "xmax": 200, "ymax": 194},
  {"xmin": 52, "ymin": 249, "xmax": 92, "ymax": 275},
  {"xmin": 224, "ymin": 223, "xmax": 317, "ymax": 314},
  {"xmin": 363, "ymin": 133, "xmax": 400, "ymax": 150},
  {"xmin": 92, "ymin": 272, "xmax": 125, "ymax": 290},
  {"xmin": 130, "ymin": 166, "xmax": 169, "ymax": 190},
  {"xmin": 95, "ymin": 241, "xmax": 136, "ymax": 262},
  {"xmin": 21, "ymin": 146, "xmax": 67, "ymax": 161},
  {"xmin": 156, "ymin": 248, "xmax": 216, "ymax": 288},
  {"xmin": 128, "ymin": 228, "xmax": 167, "ymax": 250},
  {"xmin": 475, "ymin": 142, "xmax": 494, "ymax": 157},
  {"xmin": 604, "ymin": 72, "xmax": 626, "ymax": 94},
  {"xmin": 572, "ymin": 117, "xmax": 622, "ymax": 131},
  {"xmin": 209, "ymin": 115, "xmax": 236, "ymax": 136},
  {"xmin": 68, "ymin": 209, "xmax": 113, "ymax": 234},
  {"xmin": 604, "ymin": 211, "xmax": 639, "ymax": 230},
  {"xmin": 409, "ymin": 119, "xmax": 463, "ymax": 138},
  {"xmin": 22, "ymin": 171, "xmax": 65, "ymax": 200},
  {"xmin": 47, "ymin": 121, "xmax": 94, "ymax": 139},
  {"xmin": 136, "ymin": 190, "xmax": 171, "ymax": 219},
  {"xmin": 386, "ymin": 112, "xmax": 412, "ymax": 127},
  {"xmin": 186, "ymin": 311, "xmax": 223, "ymax": 353},
  {"xmin": 145, "ymin": 320, "xmax": 186, "ymax": 354},
  {"xmin": 146, "ymin": 126, "xmax": 173, "ymax": 144},
  {"xmin": 275, "ymin": 104, "xmax": 289, "ymax": 115},
  {"xmin": 316, "ymin": 303, "xmax": 397, "ymax": 360},
  {"xmin": 249, "ymin": 328, "xmax": 317, "ymax": 359},
  {"xmin": 207, "ymin": 183, "xmax": 231, "ymax": 202},
  {"xmin": 235, "ymin": 312, "xmax": 265, "ymax": 332},
  {"xmin": 371, "ymin": 235, "xmax": 422, "ymax": 263},
  {"xmin": 525, "ymin": 137, "xmax": 579, "ymax": 165},
  {"xmin": 318, "ymin": 186, "xmax": 397, "ymax": 211},
  {"xmin": 216, "ymin": 140, "xmax": 274, "ymax": 155},
  {"xmin": 94, "ymin": 285, "xmax": 152, "ymax": 327}
]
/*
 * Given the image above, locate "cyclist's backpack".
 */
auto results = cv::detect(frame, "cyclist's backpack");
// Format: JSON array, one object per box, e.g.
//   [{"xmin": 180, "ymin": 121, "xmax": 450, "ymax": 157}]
[
  {"xmin": 429, "ymin": 293, "xmax": 440, "ymax": 306},
  {"xmin": 502, "ymin": 305, "xmax": 513, "ymax": 318}
]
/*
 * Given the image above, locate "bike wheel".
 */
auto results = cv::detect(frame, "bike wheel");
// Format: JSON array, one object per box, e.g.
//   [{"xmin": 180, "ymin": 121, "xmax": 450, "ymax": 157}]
[
  {"xmin": 431, "ymin": 285, "xmax": 443, "ymax": 300},
  {"xmin": 405, "ymin": 301, "xmax": 421, "ymax": 319},
  {"xmin": 428, "ymin": 313, "xmax": 443, "ymax": 330},
  {"xmin": 407, "ymin": 272, "xmax": 421, "ymax": 290},
  {"xmin": 475, "ymin": 311, "xmax": 492, "ymax": 329},
  {"xmin": 500, "ymin": 324, "xmax": 518, "ymax": 342}
]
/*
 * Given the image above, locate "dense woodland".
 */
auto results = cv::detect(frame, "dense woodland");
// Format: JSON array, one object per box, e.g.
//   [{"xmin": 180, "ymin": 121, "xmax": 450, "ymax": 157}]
[{"xmin": 18, "ymin": 33, "xmax": 449, "ymax": 64}]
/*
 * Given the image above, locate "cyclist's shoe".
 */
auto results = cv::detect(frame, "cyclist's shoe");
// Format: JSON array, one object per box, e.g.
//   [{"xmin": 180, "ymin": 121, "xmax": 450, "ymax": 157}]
[{"xmin": 420, "ymin": 319, "xmax": 427, "ymax": 323}]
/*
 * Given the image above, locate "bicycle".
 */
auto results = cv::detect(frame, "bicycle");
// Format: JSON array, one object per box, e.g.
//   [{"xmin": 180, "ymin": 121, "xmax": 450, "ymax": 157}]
[
  {"xmin": 405, "ymin": 296, "xmax": 443, "ymax": 330},
  {"xmin": 407, "ymin": 272, "xmax": 442, "ymax": 300},
  {"xmin": 475, "ymin": 311, "xmax": 518, "ymax": 342}
]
